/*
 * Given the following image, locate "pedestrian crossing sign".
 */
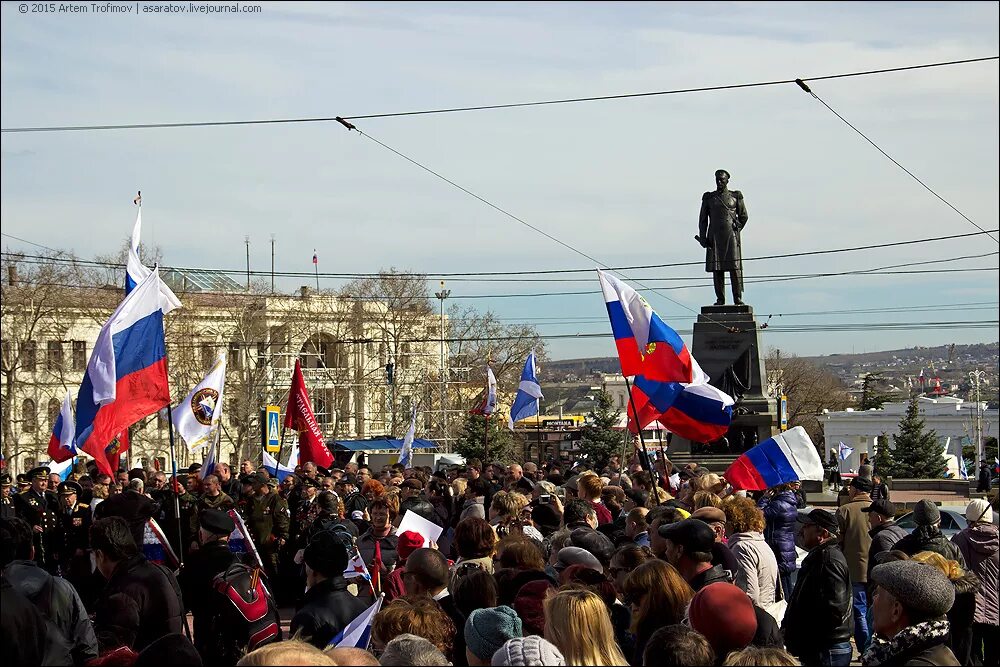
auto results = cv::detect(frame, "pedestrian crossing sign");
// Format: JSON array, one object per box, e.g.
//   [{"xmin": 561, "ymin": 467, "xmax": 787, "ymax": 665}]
[{"xmin": 266, "ymin": 405, "xmax": 281, "ymax": 452}]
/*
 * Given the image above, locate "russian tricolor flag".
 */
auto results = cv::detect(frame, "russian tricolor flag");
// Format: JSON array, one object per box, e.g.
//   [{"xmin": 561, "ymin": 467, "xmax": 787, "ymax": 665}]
[
  {"xmin": 598, "ymin": 270, "xmax": 697, "ymax": 383},
  {"xmin": 629, "ymin": 377, "xmax": 734, "ymax": 443},
  {"xmin": 47, "ymin": 392, "xmax": 77, "ymax": 463},
  {"xmin": 74, "ymin": 268, "xmax": 180, "ymax": 477},
  {"xmin": 725, "ymin": 427, "xmax": 825, "ymax": 491}
]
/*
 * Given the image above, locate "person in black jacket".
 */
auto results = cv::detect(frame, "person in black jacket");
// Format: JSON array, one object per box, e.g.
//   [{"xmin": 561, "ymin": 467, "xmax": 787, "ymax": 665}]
[
  {"xmin": 783, "ymin": 509, "xmax": 854, "ymax": 667},
  {"xmin": 405, "ymin": 548, "xmax": 469, "ymax": 667},
  {"xmin": 290, "ymin": 531, "xmax": 369, "ymax": 649},
  {"xmin": 2, "ymin": 574, "xmax": 51, "ymax": 667},
  {"xmin": 863, "ymin": 499, "xmax": 908, "ymax": 583},
  {"xmin": 892, "ymin": 500, "xmax": 967, "ymax": 567},
  {"xmin": 177, "ymin": 509, "xmax": 238, "ymax": 662},
  {"xmin": 94, "ymin": 483, "xmax": 157, "ymax": 550},
  {"xmin": 91, "ymin": 516, "xmax": 184, "ymax": 652}
]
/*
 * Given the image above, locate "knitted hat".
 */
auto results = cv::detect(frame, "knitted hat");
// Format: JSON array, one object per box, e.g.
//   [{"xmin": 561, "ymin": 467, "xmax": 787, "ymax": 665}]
[
  {"xmin": 965, "ymin": 498, "xmax": 993, "ymax": 524},
  {"xmin": 491, "ymin": 636, "xmax": 565, "ymax": 666},
  {"xmin": 465, "ymin": 605, "xmax": 523, "ymax": 661},
  {"xmin": 555, "ymin": 546, "xmax": 603, "ymax": 574},
  {"xmin": 857, "ymin": 463, "xmax": 873, "ymax": 481},
  {"xmin": 513, "ymin": 580, "xmax": 555, "ymax": 636},
  {"xmin": 912, "ymin": 499, "xmax": 941, "ymax": 526},
  {"xmin": 396, "ymin": 530, "xmax": 425, "ymax": 561},
  {"xmin": 871, "ymin": 561, "xmax": 955, "ymax": 618},
  {"xmin": 687, "ymin": 583, "xmax": 758, "ymax": 656}
]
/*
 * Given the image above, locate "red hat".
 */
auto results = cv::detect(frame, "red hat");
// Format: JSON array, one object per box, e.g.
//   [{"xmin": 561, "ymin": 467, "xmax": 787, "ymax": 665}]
[
  {"xmin": 396, "ymin": 530, "xmax": 425, "ymax": 561},
  {"xmin": 513, "ymin": 579, "xmax": 555, "ymax": 636},
  {"xmin": 687, "ymin": 583, "xmax": 757, "ymax": 656}
]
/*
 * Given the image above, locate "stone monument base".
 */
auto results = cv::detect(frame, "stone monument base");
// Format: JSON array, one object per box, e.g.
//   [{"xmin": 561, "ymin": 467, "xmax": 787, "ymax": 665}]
[{"xmin": 671, "ymin": 304, "xmax": 778, "ymax": 456}]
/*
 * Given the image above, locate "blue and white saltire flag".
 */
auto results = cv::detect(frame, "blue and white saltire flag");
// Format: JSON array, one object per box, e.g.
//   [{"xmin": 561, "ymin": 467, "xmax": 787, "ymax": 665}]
[
  {"xmin": 199, "ymin": 440, "xmax": 218, "ymax": 480},
  {"xmin": 43, "ymin": 458, "xmax": 74, "ymax": 482},
  {"xmin": 124, "ymin": 201, "xmax": 181, "ymax": 307},
  {"xmin": 330, "ymin": 594, "xmax": 384, "ymax": 649},
  {"xmin": 508, "ymin": 350, "xmax": 543, "ymax": 429},
  {"xmin": 262, "ymin": 447, "xmax": 297, "ymax": 482},
  {"xmin": 399, "ymin": 404, "xmax": 416, "ymax": 468},
  {"xmin": 838, "ymin": 441, "xmax": 854, "ymax": 462}
]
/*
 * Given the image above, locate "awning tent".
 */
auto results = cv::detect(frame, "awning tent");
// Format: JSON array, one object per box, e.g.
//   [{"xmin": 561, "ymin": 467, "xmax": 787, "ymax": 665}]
[{"xmin": 328, "ymin": 437, "xmax": 439, "ymax": 452}]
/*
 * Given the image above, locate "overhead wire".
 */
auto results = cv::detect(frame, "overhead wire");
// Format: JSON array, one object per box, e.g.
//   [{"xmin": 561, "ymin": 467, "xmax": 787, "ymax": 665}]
[
  {"xmin": 1, "ymin": 56, "xmax": 995, "ymax": 133},
  {"xmin": 794, "ymin": 78, "xmax": 998, "ymax": 244},
  {"xmin": 3, "ymin": 228, "xmax": 997, "ymax": 280}
]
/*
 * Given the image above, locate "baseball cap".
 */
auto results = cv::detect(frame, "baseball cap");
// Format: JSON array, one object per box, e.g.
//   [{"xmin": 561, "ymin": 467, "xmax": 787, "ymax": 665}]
[
  {"xmin": 658, "ymin": 518, "xmax": 716, "ymax": 554},
  {"xmin": 862, "ymin": 499, "xmax": 896, "ymax": 517},
  {"xmin": 797, "ymin": 508, "xmax": 839, "ymax": 534}
]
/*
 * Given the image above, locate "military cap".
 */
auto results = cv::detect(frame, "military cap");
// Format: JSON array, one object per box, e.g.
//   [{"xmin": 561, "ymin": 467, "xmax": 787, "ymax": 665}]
[
  {"xmin": 58, "ymin": 480, "xmax": 83, "ymax": 496},
  {"xmin": 267, "ymin": 477, "xmax": 279, "ymax": 488},
  {"xmin": 253, "ymin": 472, "xmax": 270, "ymax": 487},
  {"xmin": 0, "ymin": 473, "xmax": 11, "ymax": 486},
  {"xmin": 239, "ymin": 473, "xmax": 256, "ymax": 485},
  {"xmin": 188, "ymin": 463, "xmax": 203, "ymax": 474},
  {"xmin": 200, "ymin": 508, "xmax": 236, "ymax": 535},
  {"xmin": 301, "ymin": 477, "xmax": 320, "ymax": 488},
  {"xmin": 16, "ymin": 473, "xmax": 30, "ymax": 486},
  {"xmin": 28, "ymin": 466, "xmax": 51, "ymax": 480}
]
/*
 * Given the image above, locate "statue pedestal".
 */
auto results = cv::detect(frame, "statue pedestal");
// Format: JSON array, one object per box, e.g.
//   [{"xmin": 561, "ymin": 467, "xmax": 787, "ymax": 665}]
[{"xmin": 671, "ymin": 304, "xmax": 778, "ymax": 455}]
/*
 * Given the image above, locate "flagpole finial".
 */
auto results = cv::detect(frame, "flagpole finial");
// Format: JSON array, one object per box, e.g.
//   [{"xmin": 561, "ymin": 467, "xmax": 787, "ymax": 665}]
[{"xmin": 134, "ymin": 191, "xmax": 141, "ymax": 206}]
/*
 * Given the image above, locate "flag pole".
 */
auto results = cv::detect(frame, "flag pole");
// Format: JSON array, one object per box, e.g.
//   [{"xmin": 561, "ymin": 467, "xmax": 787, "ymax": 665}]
[
  {"xmin": 536, "ymin": 399, "xmax": 542, "ymax": 467},
  {"xmin": 623, "ymin": 376, "xmax": 659, "ymax": 489},
  {"xmin": 165, "ymin": 406, "xmax": 185, "ymax": 567}
]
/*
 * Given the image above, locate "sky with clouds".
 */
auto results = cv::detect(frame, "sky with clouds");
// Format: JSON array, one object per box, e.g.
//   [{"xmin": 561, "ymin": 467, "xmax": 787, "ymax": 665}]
[{"xmin": 2, "ymin": 1, "xmax": 997, "ymax": 361}]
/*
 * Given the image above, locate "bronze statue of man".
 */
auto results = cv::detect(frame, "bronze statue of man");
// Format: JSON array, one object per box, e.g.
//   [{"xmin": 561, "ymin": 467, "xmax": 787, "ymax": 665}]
[{"xmin": 697, "ymin": 169, "xmax": 748, "ymax": 305}]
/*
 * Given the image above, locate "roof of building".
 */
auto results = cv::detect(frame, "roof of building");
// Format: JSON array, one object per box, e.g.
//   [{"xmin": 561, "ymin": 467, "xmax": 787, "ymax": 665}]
[{"xmin": 162, "ymin": 268, "xmax": 244, "ymax": 293}]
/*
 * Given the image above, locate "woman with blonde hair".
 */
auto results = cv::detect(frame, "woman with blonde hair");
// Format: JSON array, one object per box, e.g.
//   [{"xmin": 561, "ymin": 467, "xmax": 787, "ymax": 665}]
[
  {"xmin": 623, "ymin": 559, "xmax": 695, "ymax": 664},
  {"xmin": 544, "ymin": 588, "xmax": 628, "ymax": 666},
  {"xmin": 909, "ymin": 551, "xmax": 981, "ymax": 664},
  {"xmin": 724, "ymin": 495, "xmax": 779, "ymax": 606}
]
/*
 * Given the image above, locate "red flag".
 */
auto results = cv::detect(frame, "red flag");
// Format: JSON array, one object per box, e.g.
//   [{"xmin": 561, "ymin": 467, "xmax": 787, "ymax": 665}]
[{"xmin": 284, "ymin": 360, "xmax": 333, "ymax": 468}]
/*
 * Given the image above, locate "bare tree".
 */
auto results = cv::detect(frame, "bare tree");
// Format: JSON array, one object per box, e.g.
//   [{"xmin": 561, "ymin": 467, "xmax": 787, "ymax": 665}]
[{"xmin": 766, "ymin": 348, "xmax": 851, "ymax": 450}]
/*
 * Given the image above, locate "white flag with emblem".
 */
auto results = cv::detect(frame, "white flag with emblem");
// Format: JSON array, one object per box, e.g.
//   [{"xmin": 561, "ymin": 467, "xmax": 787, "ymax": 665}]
[{"xmin": 173, "ymin": 352, "xmax": 227, "ymax": 451}]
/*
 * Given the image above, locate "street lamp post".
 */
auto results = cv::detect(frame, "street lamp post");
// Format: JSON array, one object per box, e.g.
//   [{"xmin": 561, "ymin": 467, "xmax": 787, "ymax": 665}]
[
  {"xmin": 969, "ymin": 369, "xmax": 986, "ymax": 475},
  {"xmin": 435, "ymin": 281, "xmax": 451, "ymax": 450}
]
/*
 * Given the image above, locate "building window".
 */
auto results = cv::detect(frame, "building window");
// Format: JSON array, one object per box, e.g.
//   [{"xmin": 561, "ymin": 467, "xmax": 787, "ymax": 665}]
[
  {"xmin": 201, "ymin": 344, "xmax": 214, "ymax": 369},
  {"xmin": 22, "ymin": 398, "xmax": 37, "ymax": 433},
  {"xmin": 72, "ymin": 341, "xmax": 87, "ymax": 371},
  {"xmin": 48, "ymin": 398, "xmax": 61, "ymax": 431},
  {"xmin": 23, "ymin": 340, "xmax": 37, "ymax": 372},
  {"xmin": 229, "ymin": 342, "xmax": 242, "ymax": 370},
  {"xmin": 47, "ymin": 341, "xmax": 63, "ymax": 371}
]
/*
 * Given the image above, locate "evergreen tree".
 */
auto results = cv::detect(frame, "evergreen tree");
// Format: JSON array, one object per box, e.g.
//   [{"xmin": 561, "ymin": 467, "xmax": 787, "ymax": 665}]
[
  {"xmin": 892, "ymin": 396, "xmax": 948, "ymax": 478},
  {"xmin": 455, "ymin": 413, "xmax": 518, "ymax": 464},
  {"xmin": 871, "ymin": 431, "xmax": 899, "ymax": 478},
  {"xmin": 578, "ymin": 390, "xmax": 624, "ymax": 472},
  {"xmin": 859, "ymin": 372, "xmax": 893, "ymax": 410}
]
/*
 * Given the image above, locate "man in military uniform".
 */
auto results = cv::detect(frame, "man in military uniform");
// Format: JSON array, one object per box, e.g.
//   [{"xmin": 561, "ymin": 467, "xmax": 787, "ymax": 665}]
[
  {"xmin": 247, "ymin": 473, "xmax": 289, "ymax": 585},
  {"xmin": 16, "ymin": 473, "xmax": 31, "ymax": 493},
  {"xmin": 177, "ymin": 508, "xmax": 239, "ymax": 663},
  {"xmin": 54, "ymin": 480, "xmax": 94, "ymax": 606},
  {"xmin": 697, "ymin": 169, "xmax": 749, "ymax": 306},
  {"xmin": 189, "ymin": 474, "xmax": 235, "ymax": 552},
  {"xmin": 1, "ymin": 473, "xmax": 16, "ymax": 520},
  {"xmin": 14, "ymin": 466, "xmax": 61, "ymax": 571}
]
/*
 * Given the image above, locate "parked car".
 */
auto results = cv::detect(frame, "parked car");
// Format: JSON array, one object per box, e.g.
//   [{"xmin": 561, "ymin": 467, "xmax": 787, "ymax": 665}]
[{"xmin": 894, "ymin": 508, "xmax": 968, "ymax": 538}]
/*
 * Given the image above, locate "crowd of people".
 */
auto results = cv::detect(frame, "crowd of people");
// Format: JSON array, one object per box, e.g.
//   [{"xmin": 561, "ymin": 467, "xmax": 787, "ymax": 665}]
[{"xmin": 1, "ymin": 454, "xmax": 997, "ymax": 667}]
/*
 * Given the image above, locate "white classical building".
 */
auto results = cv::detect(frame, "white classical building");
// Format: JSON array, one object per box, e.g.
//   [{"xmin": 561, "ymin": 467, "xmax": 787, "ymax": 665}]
[{"xmin": 820, "ymin": 395, "xmax": 997, "ymax": 475}]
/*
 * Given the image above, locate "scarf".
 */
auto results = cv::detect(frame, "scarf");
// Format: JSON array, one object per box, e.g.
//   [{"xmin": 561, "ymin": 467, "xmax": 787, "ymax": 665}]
[
  {"xmin": 373, "ymin": 538, "xmax": 383, "ymax": 594},
  {"xmin": 862, "ymin": 619, "xmax": 950, "ymax": 666}
]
